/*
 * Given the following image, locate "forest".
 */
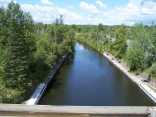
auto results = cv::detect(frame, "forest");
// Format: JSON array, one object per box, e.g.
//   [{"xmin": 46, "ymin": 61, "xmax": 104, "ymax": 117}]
[
  {"xmin": 75, "ymin": 23, "xmax": 156, "ymax": 81},
  {"xmin": 0, "ymin": 2, "xmax": 75, "ymax": 103}
]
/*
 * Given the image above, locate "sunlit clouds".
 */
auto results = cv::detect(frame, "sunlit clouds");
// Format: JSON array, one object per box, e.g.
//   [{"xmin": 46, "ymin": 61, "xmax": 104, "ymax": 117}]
[{"xmin": 0, "ymin": 0, "xmax": 156, "ymax": 25}]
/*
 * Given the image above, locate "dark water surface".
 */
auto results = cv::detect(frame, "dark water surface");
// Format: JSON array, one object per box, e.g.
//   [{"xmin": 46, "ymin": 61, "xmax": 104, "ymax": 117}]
[{"xmin": 38, "ymin": 43, "xmax": 155, "ymax": 106}]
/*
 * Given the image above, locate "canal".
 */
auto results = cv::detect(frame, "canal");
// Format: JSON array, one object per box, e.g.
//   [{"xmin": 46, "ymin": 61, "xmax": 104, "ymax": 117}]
[{"xmin": 38, "ymin": 42, "xmax": 155, "ymax": 106}]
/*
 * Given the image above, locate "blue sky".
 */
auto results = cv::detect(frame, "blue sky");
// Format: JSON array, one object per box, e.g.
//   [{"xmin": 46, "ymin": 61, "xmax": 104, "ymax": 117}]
[{"xmin": 0, "ymin": 0, "xmax": 156, "ymax": 25}]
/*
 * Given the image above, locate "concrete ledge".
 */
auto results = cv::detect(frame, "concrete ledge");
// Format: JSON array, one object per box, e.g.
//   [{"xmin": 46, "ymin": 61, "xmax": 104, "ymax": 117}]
[
  {"xmin": 26, "ymin": 83, "xmax": 47, "ymax": 105},
  {"xmin": 26, "ymin": 53, "xmax": 68, "ymax": 105},
  {"xmin": 42, "ymin": 53, "xmax": 68, "ymax": 85},
  {"xmin": 0, "ymin": 104, "xmax": 151, "ymax": 115},
  {"xmin": 140, "ymin": 84, "xmax": 156, "ymax": 103}
]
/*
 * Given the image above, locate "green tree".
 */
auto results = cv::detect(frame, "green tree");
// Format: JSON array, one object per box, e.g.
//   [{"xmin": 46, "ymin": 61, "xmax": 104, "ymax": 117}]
[
  {"xmin": 147, "ymin": 24, "xmax": 156, "ymax": 67},
  {"xmin": 0, "ymin": 2, "xmax": 37, "ymax": 102},
  {"xmin": 98, "ymin": 23, "xmax": 103, "ymax": 31},
  {"xmin": 0, "ymin": 1, "xmax": 75, "ymax": 103},
  {"xmin": 126, "ymin": 23, "xmax": 150, "ymax": 72},
  {"xmin": 126, "ymin": 47, "xmax": 144, "ymax": 72},
  {"xmin": 112, "ymin": 25, "xmax": 127, "ymax": 58},
  {"xmin": 4, "ymin": 2, "xmax": 29, "ymax": 90}
]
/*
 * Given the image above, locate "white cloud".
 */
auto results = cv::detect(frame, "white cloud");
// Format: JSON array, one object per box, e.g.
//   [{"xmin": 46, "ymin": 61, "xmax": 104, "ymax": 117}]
[
  {"xmin": 41, "ymin": 0, "xmax": 53, "ymax": 6},
  {"xmin": 69, "ymin": 6, "xmax": 73, "ymax": 9},
  {"xmin": 0, "ymin": 0, "xmax": 11, "ymax": 3},
  {"xmin": 21, "ymin": 4, "xmax": 83, "ymax": 24},
  {"xmin": 0, "ymin": 0, "xmax": 103, "ymax": 25},
  {"xmin": 21, "ymin": 4, "xmax": 54, "ymax": 23},
  {"xmin": 21, "ymin": 2, "xmax": 103, "ymax": 25},
  {"xmin": 140, "ymin": 8, "xmax": 153, "ymax": 15},
  {"xmin": 103, "ymin": 0, "xmax": 156, "ymax": 25},
  {"xmin": 0, "ymin": 0, "xmax": 11, "ymax": 7},
  {"xmin": 2, "ymin": 0, "xmax": 156, "ymax": 25},
  {"xmin": 96, "ymin": 0, "xmax": 107, "ymax": 8},
  {"xmin": 79, "ymin": 2, "xmax": 100, "ymax": 17}
]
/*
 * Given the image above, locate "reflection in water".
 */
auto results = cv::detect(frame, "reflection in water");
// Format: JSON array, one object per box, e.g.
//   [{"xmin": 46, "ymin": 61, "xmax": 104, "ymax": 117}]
[{"xmin": 39, "ymin": 43, "xmax": 155, "ymax": 106}]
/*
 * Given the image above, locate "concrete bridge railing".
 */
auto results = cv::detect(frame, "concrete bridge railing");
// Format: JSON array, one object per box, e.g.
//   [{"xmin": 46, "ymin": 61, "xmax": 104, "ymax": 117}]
[{"xmin": 0, "ymin": 104, "xmax": 156, "ymax": 117}]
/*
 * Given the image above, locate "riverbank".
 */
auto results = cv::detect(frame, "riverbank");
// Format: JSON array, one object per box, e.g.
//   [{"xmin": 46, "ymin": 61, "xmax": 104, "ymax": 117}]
[
  {"xmin": 42, "ymin": 53, "xmax": 68, "ymax": 85},
  {"xmin": 103, "ymin": 52, "xmax": 156, "ymax": 103},
  {"xmin": 26, "ymin": 53, "xmax": 68, "ymax": 105}
]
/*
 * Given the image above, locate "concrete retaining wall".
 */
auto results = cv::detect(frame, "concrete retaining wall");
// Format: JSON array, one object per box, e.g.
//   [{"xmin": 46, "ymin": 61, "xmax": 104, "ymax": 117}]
[
  {"xmin": 26, "ymin": 83, "xmax": 47, "ymax": 105},
  {"xmin": 26, "ymin": 53, "xmax": 68, "ymax": 105},
  {"xmin": 140, "ymin": 84, "xmax": 156, "ymax": 103}
]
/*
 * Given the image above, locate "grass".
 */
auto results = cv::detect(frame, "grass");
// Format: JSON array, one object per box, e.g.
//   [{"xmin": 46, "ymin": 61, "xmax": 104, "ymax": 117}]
[{"xmin": 143, "ymin": 68, "xmax": 150, "ymax": 74}]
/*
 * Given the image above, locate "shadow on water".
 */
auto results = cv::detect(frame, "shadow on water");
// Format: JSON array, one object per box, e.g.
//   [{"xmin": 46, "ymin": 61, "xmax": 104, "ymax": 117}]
[{"xmin": 41, "ymin": 54, "xmax": 75, "ymax": 95}]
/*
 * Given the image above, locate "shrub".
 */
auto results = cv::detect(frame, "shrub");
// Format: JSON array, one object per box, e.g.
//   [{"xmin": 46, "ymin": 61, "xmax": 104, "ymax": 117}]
[{"xmin": 150, "ymin": 63, "xmax": 156, "ymax": 78}]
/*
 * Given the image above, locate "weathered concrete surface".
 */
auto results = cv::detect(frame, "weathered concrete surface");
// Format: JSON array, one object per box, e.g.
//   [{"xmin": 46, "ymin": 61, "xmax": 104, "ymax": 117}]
[
  {"xmin": 26, "ymin": 83, "xmax": 47, "ymax": 105},
  {"xmin": 0, "ymin": 104, "xmax": 151, "ymax": 116},
  {"xmin": 0, "ymin": 112, "xmax": 148, "ymax": 117},
  {"xmin": 140, "ymin": 84, "xmax": 156, "ymax": 103},
  {"xmin": 149, "ymin": 108, "xmax": 156, "ymax": 117}
]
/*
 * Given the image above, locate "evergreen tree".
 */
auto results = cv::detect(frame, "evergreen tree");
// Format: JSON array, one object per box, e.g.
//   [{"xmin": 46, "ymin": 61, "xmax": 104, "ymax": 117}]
[
  {"xmin": 112, "ymin": 25, "xmax": 127, "ymax": 58},
  {"xmin": 4, "ymin": 2, "xmax": 27, "ymax": 91},
  {"xmin": 0, "ymin": 1, "xmax": 75, "ymax": 103},
  {"xmin": 0, "ymin": 2, "xmax": 36, "ymax": 100}
]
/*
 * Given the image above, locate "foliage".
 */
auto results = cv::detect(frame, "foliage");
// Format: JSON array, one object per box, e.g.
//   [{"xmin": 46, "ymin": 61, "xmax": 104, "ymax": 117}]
[
  {"xmin": 111, "ymin": 25, "xmax": 127, "ymax": 58},
  {"xmin": 75, "ymin": 22, "xmax": 156, "ymax": 80},
  {"xmin": 150, "ymin": 63, "xmax": 156, "ymax": 78},
  {"xmin": 126, "ymin": 48, "xmax": 144, "ymax": 72},
  {"xmin": 0, "ymin": 2, "xmax": 75, "ymax": 103}
]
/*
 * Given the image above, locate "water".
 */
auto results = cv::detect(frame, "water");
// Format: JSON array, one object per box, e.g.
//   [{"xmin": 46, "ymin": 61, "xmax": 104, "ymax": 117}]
[{"xmin": 38, "ymin": 43, "xmax": 155, "ymax": 106}]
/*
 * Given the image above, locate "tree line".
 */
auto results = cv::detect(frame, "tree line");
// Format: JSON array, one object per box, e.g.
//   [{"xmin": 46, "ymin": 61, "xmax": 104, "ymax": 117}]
[
  {"xmin": 75, "ymin": 23, "xmax": 156, "ymax": 80},
  {"xmin": 0, "ymin": 2, "xmax": 75, "ymax": 103}
]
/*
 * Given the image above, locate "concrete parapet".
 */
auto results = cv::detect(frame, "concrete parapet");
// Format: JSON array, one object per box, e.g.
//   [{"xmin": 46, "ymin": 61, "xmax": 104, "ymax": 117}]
[
  {"xmin": 0, "ymin": 104, "xmax": 153, "ymax": 116},
  {"xmin": 149, "ymin": 108, "xmax": 156, "ymax": 117}
]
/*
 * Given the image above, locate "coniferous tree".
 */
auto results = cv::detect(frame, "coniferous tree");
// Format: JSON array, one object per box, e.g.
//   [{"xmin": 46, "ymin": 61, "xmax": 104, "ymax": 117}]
[
  {"xmin": 4, "ymin": 2, "xmax": 27, "ymax": 90},
  {"xmin": 0, "ymin": 2, "xmax": 36, "ymax": 99},
  {"xmin": 0, "ymin": 1, "xmax": 75, "ymax": 103}
]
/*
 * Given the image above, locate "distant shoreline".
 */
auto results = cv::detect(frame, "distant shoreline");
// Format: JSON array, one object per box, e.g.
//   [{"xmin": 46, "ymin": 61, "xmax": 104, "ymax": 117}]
[{"xmin": 103, "ymin": 52, "xmax": 156, "ymax": 103}]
